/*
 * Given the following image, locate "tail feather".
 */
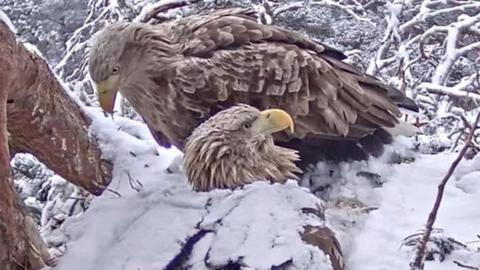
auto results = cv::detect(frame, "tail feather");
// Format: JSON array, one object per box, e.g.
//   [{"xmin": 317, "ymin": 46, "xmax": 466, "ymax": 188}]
[{"xmin": 384, "ymin": 120, "xmax": 421, "ymax": 137}]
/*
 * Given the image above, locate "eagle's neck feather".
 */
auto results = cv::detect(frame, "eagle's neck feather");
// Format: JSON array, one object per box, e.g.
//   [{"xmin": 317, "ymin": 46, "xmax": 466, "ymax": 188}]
[{"xmin": 185, "ymin": 135, "xmax": 301, "ymax": 191}]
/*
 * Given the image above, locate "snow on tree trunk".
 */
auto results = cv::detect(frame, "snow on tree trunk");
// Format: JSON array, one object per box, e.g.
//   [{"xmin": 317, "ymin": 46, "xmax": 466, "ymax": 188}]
[{"xmin": 0, "ymin": 23, "xmax": 112, "ymax": 195}]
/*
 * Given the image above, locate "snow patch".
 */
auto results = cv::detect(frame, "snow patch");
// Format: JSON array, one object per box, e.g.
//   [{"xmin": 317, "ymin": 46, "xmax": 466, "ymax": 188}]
[
  {"xmin": 194, "ymin": 181, "xmax": 329, "ymax": 269},
  {"xmin": 345, "ymin": 153, "xmax": 480, "ymax": 270},
  {"xmin": 0, "ymin": 10, "xmax": 16, "ymax": 33},
  {"xmin": 24, "ymin": 42, "xmax": 46, "ymax": 59}
]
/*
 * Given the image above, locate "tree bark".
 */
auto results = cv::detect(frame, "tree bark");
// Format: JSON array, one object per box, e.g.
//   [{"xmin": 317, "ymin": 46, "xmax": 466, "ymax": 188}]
[
  {"xmin": 0, "ymin": 88, "xmax": 52, "ymax": 270},
  {"xmin": 0, "ymin": 19, "xmax": 112, "ymax": 269},
  {"xmin": 0, "ymin": 23, "xmax": 31, "ymax": 270},
  {"xmin": 1, "ymin": 23, "xmax": 112, "ymax": 195}
]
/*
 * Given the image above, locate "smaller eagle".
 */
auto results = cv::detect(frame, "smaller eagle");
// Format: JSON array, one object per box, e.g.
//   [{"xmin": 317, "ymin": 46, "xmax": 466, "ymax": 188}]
[
  {"xmin": 184, "ymin": 104, "xmax": 301, "ymax": 191},
  {"xmin": 184, "ymin": 106, "xmax": 344, "ymax": 270}
]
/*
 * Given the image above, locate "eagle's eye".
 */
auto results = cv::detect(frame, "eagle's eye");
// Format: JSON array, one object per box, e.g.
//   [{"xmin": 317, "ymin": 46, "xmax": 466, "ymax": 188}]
[
  {"xmin": 243, "ymin": 122, "xmax": 252, "ymax": 129},
  {"xmin": 111, "ymin": 65, "xmax": 120, "ymax": 75}
]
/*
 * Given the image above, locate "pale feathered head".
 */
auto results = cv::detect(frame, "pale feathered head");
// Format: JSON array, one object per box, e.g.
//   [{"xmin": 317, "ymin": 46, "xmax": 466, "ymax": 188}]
[
  {"xmin": 88, "ymin": 22, "xmax": 177, "ymax": 114},
  {"xmin": 184, "ymin": 104, "xmax": 301, "ymax": 191}
]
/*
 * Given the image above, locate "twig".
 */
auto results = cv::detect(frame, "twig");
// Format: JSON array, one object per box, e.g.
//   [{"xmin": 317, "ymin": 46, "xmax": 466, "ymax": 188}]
[
  {"xmin": 453, "ymin": 261, "xmax": 479, "ymax": 270},
  {"xmin": 104, "ymin": 187, "xmax": 122, "ymax": 197},
  {"xmin": 126, "ymin": 171, "xmax": 143, "ymax": 192},
  {"xmin": 139, "ymin": 0, "xmax": 201, "ymax": 23},
  {"xmin": 451, "ymin": 128, "xmax": 466, "ymax": 151},
  {"xmin": 68, "ymin": 198, "xmax": 81, "ymax": 216},
  {"xmin": 411, "ymin": 111, "xmax": 480, "ymax": 269},
  {"xmin": 450, "ymin": 115, "xmax": 475, "ymax": 150},
  {"xmin": 92, "ymin": 181, "xmax": 122, "ymax": 197},
  {"xmin": 11, "ymin": 256, "xmax": 27, "ymax": 270}
]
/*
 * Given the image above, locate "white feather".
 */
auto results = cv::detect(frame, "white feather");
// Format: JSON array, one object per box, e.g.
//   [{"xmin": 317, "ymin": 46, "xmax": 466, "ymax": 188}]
[{"xmin": 385, "ymin": 120, "xmax": 422, "ymax": 137}]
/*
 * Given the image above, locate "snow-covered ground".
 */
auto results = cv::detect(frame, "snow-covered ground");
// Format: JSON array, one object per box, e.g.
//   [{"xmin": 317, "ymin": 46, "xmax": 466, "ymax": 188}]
[
  {"xmin": 345, "ymin": 153, "xmax": 480, "ymax": 270},
  {"xmin": 41, "ymin": 108, "xmax": 480, "ymax": 270}
]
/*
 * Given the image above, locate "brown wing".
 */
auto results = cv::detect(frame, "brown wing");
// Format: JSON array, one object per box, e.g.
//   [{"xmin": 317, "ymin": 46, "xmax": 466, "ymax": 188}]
[
  {"xmin": 163, "ymin": 9, "xmax": 403, "ymax": 142},
  {"xmin": 174, "ymin": 8, "xmax": 346, "ymax": 61}
]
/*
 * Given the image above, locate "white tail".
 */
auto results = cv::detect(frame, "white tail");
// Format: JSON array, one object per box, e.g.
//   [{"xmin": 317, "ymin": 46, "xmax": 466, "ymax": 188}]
[{"xmin": 385, "ymin": 120, "xmax": 422, "ymax": 137}]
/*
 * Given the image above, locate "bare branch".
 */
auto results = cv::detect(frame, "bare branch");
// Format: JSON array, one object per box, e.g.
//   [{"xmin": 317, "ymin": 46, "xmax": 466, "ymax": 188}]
[
  {"xmin": 453, "ymin": 260, "xmax": 479, "ymax": 270},
  {"xmin": 412, "ymin": 111, "xmax": 480, "ymax": 269}
]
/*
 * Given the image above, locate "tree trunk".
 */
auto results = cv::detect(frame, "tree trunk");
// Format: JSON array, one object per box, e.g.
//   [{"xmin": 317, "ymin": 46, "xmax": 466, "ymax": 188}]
[
  {"xmin": 0, "ymin": 91, "xmax": 52, "ymax": 270},
  {"xmin": 0, "ymin": 19, "xmax": 112, "ymax": 269},
  {"xmin": 1, "ymin": 23, "xmax": 112, "ymax": 195},
  {"xmin": 0, "ymin": 24, "xmax": 31, "ymax": 270}
]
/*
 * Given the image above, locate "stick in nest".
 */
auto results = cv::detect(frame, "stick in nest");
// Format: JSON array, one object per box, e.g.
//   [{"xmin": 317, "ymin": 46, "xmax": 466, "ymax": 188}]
[{"xmin": 411, "ymin": 111, "xmax": 480, "ymax": 269}]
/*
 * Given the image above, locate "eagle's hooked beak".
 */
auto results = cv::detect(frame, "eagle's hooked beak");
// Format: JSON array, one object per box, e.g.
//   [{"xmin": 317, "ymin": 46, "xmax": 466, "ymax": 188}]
[
  {"xmin": 252, "ymin": 109, "xmax": 294, "ymax": 135},
  {"xmin": 95, "ymin": 80, "xmax": 119, "ymax": 114}
]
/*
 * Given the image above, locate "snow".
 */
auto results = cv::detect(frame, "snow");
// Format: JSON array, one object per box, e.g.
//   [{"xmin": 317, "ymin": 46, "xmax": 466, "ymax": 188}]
[
  {"xmin": 0, "ymin": 9, "xmax": 15, "ymax": 33},
  {"xmin": 43, "ymin": 107, "xmax": 480, "ymax": 270},
  {"xmin": 135, "ymin": 0, "xmax": 187, "ymax": 23},
  {"xmin": 425, "ymin": 13, "xmax": 480, "ymax": 86},
  {"xmin": 191, "ymin": 182, "xmax": 333, "ymax": 269},
  {"xmin": 24, "ymin": 42, "xmax": 46, "ymax": 59},
  {"xmin": 50, "ymin": 109, "xmax": 333, "ymax": 270},
  {"xmin": 346, "ymin": 153, "xmax": 480, "ymax": 270}
]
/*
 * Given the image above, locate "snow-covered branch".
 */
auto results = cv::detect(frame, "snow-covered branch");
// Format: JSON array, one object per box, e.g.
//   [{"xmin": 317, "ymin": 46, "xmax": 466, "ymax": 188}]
[
  {"xmin": 428, "ymin": 13, "xmax": 480, "ymax": 86},
  {"xmin": 418, "ymin": 80, "xmax": 480, "ymax": 103},
  {"xmin": 272, "ymin": 0, "xmax": 374, "ymax": 24},
  {"xmin": 367, "ymin": 0, "xmax": 479, "ymax": 135},
  {"xmin": 0, "ymin": 9, "xmax": 16, "ymax": 33},
  {"xmin": 135, "ymin": 0, "xmax": 200, "ymax": 24}
]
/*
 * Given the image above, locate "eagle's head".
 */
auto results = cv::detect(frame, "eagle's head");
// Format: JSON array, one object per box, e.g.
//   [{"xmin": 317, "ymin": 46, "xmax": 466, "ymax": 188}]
[
  {"xmin": 88, "ymin": 22, "xmax": 176, "ymax": 114},
  {"xmin": 88, "ymin": 22, "xmax": 135, "ymax": 114},
  {"xmin": 184, "ymin": 104, "xmax": 301, "ymax": 191}
]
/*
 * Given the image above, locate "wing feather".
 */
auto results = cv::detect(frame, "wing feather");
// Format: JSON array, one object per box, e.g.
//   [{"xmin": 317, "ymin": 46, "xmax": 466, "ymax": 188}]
[{"xmin": 157, "ymin": 8, "xmax": 412, "ymax": 144}]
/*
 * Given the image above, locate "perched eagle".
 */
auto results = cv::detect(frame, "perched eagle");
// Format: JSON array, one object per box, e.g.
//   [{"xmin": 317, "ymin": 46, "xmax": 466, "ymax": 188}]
[
  {"xmin": 184, "ymin": 104, "xmax": 344, "ymax": 270},
  {"xmin": 184, "ymin": 104, "xmax": 300, "ymax": 191},
  {"xmin": 89, "ymin": 8, "xmax": 418, "ymax": 168}
]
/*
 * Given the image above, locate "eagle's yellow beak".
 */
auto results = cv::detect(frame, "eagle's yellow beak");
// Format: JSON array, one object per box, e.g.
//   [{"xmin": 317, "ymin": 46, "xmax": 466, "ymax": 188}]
[
  {"xmin": 252, "ymin": 109, "xmax": 294, "ymax": 135},
  {"xmin": 95, "ymin": 80, "xmax": 118, "ymax": 114}
]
